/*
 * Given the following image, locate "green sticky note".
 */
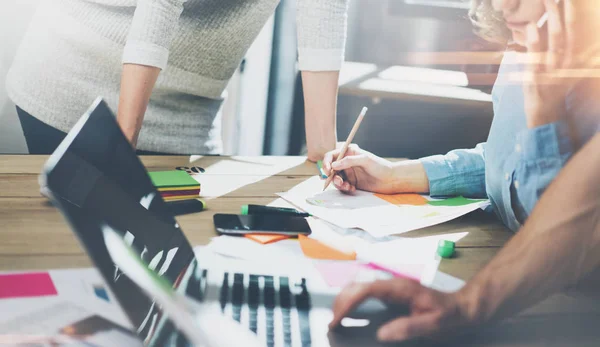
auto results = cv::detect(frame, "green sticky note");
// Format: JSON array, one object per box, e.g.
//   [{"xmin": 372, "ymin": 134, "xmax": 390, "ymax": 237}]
[
  {"xmin": 427, "ymin": 196, "xmax": 486, "ymax": 207},
  {"xmin": 148, "ymin": 171, "xmax": 200, "ymax": 188}
]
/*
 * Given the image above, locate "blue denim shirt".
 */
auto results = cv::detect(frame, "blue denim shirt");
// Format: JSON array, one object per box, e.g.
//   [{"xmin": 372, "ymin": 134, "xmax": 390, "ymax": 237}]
[{"xmin": 420, "ymin": 52, "xmax": 600, "ymax": 232}]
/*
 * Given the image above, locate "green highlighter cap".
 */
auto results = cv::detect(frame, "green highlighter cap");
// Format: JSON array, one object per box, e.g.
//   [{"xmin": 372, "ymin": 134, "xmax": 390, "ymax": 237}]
[
  {"xmin": 241, "ymin": 205, "xmax": 249, "ymax": 215},
  {"xmin": 316, "ymin": 161, "xmax": 327, "ymax": 179},
  {"xmin": 437, "ymin": 240, "xmax": 455, "ymax": 258}
]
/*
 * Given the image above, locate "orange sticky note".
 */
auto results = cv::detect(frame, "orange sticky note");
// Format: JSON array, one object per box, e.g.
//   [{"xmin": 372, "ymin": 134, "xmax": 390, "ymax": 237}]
[
  {"xmin": 298, "ymin": 235, "xmax": 357, "ymax": 261},
  {"xmin": 245, "ymin": 234, "xmax": 291, "ymax": 245},
  {"xmin": 375, "ymin": 193, "xmax": 428, "ymax": 206}
]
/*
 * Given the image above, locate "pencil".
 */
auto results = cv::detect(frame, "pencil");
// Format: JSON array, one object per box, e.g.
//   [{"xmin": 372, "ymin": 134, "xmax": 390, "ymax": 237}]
[
  {"xmin": 323, "ymin": 106, "xmax": 368, "ymax": 191},
  {"xmin": 536, "ymin": 0, "xmax": 561, "ymax": 28}
]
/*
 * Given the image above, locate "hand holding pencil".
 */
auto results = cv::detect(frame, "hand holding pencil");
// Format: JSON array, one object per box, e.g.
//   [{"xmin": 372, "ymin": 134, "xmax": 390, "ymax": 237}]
[
  {"xmin": 323, "ymin": 107, "xmax": 368, "ymax": 191},
  {"xmin": 322, "ymin": 108, "xmax": 431, "ymax": 194}
]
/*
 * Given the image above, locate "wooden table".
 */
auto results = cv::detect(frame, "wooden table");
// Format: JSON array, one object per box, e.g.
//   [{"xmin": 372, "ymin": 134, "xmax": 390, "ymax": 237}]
[{"xmin": 1, "ymin": 155, "xmax": 599, "ymax": 346}]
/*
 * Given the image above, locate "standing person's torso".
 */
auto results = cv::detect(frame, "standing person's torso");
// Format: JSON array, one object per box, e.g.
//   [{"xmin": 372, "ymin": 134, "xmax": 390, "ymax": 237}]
[{"xmin": 6, "ymin": 0, "xmax": 280, "ymax": 154}]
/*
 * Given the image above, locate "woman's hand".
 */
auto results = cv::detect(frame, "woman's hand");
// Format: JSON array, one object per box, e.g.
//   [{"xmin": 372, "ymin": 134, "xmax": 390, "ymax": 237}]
[
  {"xmin": 328, "ymin": 279, "xmax": 477, "ymax": 342},
  {"xmin": 523, "ymin": 0, "xmax": 600, "ymax": 128},
  {"xmin": 322, "ymin": 145, "xmax": 430, "ymax": 194}
]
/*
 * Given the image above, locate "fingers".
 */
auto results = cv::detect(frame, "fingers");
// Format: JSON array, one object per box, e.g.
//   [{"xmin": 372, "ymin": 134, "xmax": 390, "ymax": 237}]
[
  {"xmin": 377, "ymin": 313, "xmax": 441, "ymax": 342},
  {"xmin": 322, "ymin": 149, "xmax": 340, "ymax": 175},
  {"xmin": 333, "ymin": 174, "xmax": 356, "ymax": 194},
  {"xmin": 545, "ymin": 0, "xmax": 565, "ymax": 69},
  {"xmin": 323, "ymin": 145, "xmax": 361, "ymax": 174},
  {"xmin": 328, "ymin": 279, "xmax": 420, "ymax": 330},
  {"xmin": 563, "ymin": 0, "xmax": 576, "ymax": 66},
  {"xmin": 526, "ymin": 23, "xmax": 545, "ymax": 83},
  {"xmin": 331, "ymin": 155, "xmax": 368, "ymax": 172}
]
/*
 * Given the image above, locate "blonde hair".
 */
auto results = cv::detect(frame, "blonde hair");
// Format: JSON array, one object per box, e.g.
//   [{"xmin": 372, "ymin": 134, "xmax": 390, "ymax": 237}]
[{"xmin": 469, "ymin": 0, "xmax": 511, "ymax": 44}]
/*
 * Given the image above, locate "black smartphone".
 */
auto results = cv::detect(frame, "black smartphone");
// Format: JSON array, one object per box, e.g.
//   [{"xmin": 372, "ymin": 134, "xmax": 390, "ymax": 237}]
[{"xmin": 213, "ymin": 213, "xmax": 312, "ymax": 236}]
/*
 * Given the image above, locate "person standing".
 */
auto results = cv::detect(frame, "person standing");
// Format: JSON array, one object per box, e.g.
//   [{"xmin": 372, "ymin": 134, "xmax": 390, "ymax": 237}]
[{"xmin": 6, "ymin": 0, "xmax": 349, "ymax": 157}]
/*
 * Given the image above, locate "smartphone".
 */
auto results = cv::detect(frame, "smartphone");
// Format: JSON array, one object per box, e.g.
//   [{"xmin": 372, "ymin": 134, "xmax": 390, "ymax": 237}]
[{"xmin": 213, "ymin": 213, "xmax": 312, "ymax": 236}]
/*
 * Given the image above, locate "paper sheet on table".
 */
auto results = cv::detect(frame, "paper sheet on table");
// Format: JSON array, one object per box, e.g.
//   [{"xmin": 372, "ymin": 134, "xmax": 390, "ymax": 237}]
[
  {"xmin": 0, "ymin": 301, "xmax": 142, "ymax": 345},
  {"xmin": 206, "ymin": 219, "xmax": 466, "ymax": 288},
  {"xmin": 186, "ymin": 156, "xmax": 307, "ymax": 198},
  {"xmin": 428, "ymin": 271, "xmax": 466, "ymax": 293},
  {"xmin": 0, "ymin": 268, "xmax": 130, "ymax": 329},
  {"xmin": 278, "ymin": 176, "xmax": 490, "ymax": 237},
  {"xmin": 196, "ymin": 245, "xmax": 461, "ymax": 293}
]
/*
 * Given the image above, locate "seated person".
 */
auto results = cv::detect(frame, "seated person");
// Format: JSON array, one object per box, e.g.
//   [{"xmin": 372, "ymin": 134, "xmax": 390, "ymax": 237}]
[
  {"xmin": 323, "ymin": 0, "xmax": 600, "ymax": 232},
  {"xmin": 326, "ymin": 0, "xmax": 600, "ymax": 342},
  {"xmin": 330, "ymin": 131, "xmax": 600, "ymax": 342}
]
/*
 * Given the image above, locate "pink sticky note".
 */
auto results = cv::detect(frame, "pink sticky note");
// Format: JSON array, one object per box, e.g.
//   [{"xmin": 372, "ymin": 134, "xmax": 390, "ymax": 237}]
[
  {"xmin": 314, "ymin": 262, "xmax": 363, "ymax": 288},
  {"xmin": 364, "ymin": 263, "xmax": 424, "ymax": 281},
  {"xmin": 0, "ymin": 272, "xmax": 58, "ymax": 299}
]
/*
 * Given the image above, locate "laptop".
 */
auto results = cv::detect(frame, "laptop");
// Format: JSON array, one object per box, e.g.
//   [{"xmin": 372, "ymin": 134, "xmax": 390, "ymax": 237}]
[{"xmin": 40, "ymin": 97, "xmax": 397, "ymax": 346}]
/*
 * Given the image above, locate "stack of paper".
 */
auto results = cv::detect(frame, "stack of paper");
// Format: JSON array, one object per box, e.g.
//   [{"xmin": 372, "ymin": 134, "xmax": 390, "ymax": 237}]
[
  {"xmin": 148, "ymin": 170, "xmax": 201, "ymax": 201},
  {"xmin": 278, "ymin": 176, "xmax": 490, "ymax": 238}
]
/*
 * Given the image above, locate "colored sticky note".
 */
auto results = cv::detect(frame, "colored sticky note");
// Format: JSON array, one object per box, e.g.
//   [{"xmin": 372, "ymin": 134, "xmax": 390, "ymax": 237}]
[
  {"xmin": 298, "ymin": 235, "xmax": 357, "ymax": 261},
  {"xmin": 427, "ymin": 196, "xmax": 485, "ymax": 207},
  {"xmin": 148, "ymin": 170, "xmax": 200, "ymax": 189},
  {"xmin": 0, "ymin": 272, "xmax": 57, "ymax": 299},
  {"xmin": 94, "ymin": 286, "xmax": 110, "ymax": 302},
  {"xmin": 375, "ymin": 193, "xmax": 428, "ymax": 206},
  {"xmin": 245, "ymin": 234, "xmax": 291, "ymax": 245},
  {"xmin": 364, "ymin": 263, "xmax": 422, "ymax": 281},
  {"xmin": 314, "ymin": 262, "xmax": 362, "ymax": 287}
]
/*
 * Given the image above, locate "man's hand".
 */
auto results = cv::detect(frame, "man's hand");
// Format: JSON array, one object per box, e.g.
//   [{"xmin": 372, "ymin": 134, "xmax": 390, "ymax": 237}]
[{"xmin": 329, "ymin": 279, "xmax": 475, "ymax": 342}]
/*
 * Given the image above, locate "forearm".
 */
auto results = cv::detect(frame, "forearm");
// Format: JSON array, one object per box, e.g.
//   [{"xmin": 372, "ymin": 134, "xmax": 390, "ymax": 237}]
[
  {"xmin": 117, "ymin": 64, "xmax": 160, "ymax": 147},
  {"xmin": 460, "ymin": 133, "xmax": 600, "ymax": 324},
  {"xmin": 389, "ymin": 160, "xmax": 430, "ymax": 194},
  {"xmin": 302, "ymin": 71, "xmax": 339, "ymax": 161}
]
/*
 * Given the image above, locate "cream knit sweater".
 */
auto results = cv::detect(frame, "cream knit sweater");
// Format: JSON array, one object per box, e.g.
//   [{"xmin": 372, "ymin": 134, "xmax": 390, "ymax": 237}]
[{"xmin": 6, "ymin": 0, "xmax": 348, "ymax": 154}]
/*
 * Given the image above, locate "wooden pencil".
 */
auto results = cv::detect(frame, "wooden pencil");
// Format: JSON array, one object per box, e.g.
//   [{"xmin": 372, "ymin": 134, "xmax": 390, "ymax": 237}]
[{"xmin": 323, "ymin": 106, "xmax": 368, "ymax": 191}]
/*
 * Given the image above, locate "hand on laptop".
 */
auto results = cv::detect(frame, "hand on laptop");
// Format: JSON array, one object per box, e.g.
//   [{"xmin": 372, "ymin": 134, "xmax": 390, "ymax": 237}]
[
  {"xmin": 322, "ymin": 145, "xmax": 430, "ymax": 194},
  {"xmin": 328, "ymin": 278, "xmax": 474, "ymax": 342}
]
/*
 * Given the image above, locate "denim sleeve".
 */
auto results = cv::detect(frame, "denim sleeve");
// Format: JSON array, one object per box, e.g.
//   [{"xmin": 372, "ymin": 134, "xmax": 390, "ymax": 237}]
[
  {"xmin": 510, "ymin": 120, "xmax": 574, "ymax": 220},
  {"xmin": 418, "ymin": 143, "xmax": 487, "ymax": 198}
]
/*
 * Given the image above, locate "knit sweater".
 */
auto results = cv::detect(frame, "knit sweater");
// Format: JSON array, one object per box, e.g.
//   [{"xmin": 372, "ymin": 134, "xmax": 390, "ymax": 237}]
[{"xmin": 6, "ymin": 0, "xmax": 348, "ymax": 154}]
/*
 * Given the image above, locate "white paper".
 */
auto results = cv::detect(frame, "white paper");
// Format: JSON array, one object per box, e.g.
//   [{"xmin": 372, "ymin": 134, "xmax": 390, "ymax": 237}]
[
  {"xmin": 278, "ymin": 176, "xmax": 490, "ymax": 237},
  {"xmin": 187, "ymin": 156, "xmax": 307, "ymax": 198},
  {"xmin": 50, "ymin": 269, "xmax": 131, "ymax": 328},
  {"xmin": 0, "ymin": 301, "xmax": 143, "ymax": 346},
  {"xmin": 428, "ymin": 271, "xmax": 466, "ymax": 293},
  {"xmin": 205, "ymin": 219, "xmax": 468, "ymax": 287}
]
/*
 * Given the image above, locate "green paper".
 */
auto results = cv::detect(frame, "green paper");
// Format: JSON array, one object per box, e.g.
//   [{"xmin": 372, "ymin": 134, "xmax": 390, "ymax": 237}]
[
  {"xmin": 148, "ymin": 170, "xmax": 200, "ymax": 189},
  {"xmin": 427, "ymin": 196, "xmax": 485, "ymax": 207}
]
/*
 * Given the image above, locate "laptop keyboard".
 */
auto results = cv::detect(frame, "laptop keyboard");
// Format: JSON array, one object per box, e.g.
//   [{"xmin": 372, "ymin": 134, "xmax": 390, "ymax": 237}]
[{"xmin": 183, "ymin": 265, "xmax": 312, "ymax": 347}]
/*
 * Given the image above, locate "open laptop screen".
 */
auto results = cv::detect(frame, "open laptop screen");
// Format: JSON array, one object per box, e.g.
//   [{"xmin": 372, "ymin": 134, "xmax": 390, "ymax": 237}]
[{"xmin": 41, "ymin": 98, "xmax": 197, "ymax": 343}]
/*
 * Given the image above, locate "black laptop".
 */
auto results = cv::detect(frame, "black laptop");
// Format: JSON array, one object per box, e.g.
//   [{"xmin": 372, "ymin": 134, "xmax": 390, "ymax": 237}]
[{"xmin": 41, "ymin": 97, "xmax": 394, "ymax": 346}]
